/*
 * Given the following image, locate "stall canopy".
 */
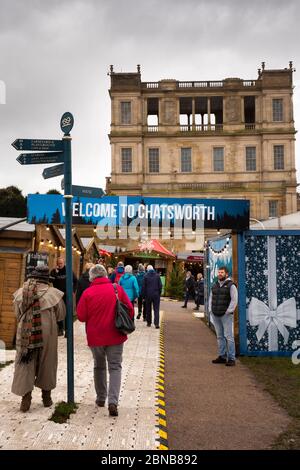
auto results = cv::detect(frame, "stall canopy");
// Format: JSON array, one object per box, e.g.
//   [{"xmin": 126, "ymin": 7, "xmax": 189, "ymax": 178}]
[
  {"xmin": 177, "ymin": 252, "xmax": 204, "ymax": 262},
  {"xmin": 99, "ymin": 247, "xmax": 112, "ymax": 257},
  {"xmin": 124, "ymin": 239, "xmax": 175, "ymax": 258}
]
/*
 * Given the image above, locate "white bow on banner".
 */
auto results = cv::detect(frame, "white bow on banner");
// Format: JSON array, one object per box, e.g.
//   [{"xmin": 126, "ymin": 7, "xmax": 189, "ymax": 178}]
[
  {"xmin": 248, "ymin": 297, "xmax": 297, "ymax": 349},
  {"xmin": 246, "ymin": 236, "xmax": 299, "ymax": 352}
]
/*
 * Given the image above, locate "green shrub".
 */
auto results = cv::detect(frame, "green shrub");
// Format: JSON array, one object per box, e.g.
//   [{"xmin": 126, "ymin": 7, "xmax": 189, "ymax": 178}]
[
  {"xmin": 166, "ymin": 265, "xmax": 185, "ymax": 299},
  {"xmin": 49, "ymin": 401, "xmax": 78, "ymax": 424}
]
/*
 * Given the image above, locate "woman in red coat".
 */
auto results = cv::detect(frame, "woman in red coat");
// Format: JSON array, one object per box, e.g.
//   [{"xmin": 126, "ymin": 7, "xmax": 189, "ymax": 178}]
[{"xmin": 77, "ymin": 264, "xmax": 134, "ymax": 417}]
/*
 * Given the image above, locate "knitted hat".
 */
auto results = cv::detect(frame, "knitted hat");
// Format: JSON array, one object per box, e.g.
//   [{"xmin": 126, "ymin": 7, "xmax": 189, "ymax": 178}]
[{"xmin": 27, "ymin": 265, "xmax": 50, "ymax": 282}]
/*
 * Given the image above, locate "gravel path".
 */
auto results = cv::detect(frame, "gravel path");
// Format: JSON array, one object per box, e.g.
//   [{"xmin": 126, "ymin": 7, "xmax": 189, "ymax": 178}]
[{"xmin": 163, "ymin": 300, "xmax": 290, "ymax": 450}]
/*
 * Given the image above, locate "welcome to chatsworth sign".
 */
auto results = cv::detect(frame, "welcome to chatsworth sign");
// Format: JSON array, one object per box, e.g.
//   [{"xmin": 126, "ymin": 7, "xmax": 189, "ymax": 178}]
[{"xmin": 27, "ymin": 194, "xmax": 249, "ymax": 232}]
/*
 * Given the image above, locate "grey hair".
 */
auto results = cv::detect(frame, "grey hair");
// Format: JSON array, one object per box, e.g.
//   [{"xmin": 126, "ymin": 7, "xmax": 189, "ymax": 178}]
[
  {"xmin": 124, "ymin": 265, "xmax": 133, "ymax": 273},
  {"xmin": 138, "ymin": 263, "xmax": 145, "ymax": 272},
  {"xmin": 147, "ymin": 265, "xmax": 154, "ymax": 271},
  {"xmin": 89, "ymin": 264, "xmax": 107, "ymax": 281}
]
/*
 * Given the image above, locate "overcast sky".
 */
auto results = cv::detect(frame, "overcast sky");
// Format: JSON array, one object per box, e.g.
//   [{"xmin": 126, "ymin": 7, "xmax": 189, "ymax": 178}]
[{"xmin": 0, "ymin": 0, "xmax": 299, "ymax": 196}]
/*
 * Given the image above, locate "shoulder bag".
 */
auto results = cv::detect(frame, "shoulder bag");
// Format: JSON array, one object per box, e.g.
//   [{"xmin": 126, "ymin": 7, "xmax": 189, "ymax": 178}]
[{"xmin": 113, "ymin": 284, "xmax": 135, "ymax": 335}]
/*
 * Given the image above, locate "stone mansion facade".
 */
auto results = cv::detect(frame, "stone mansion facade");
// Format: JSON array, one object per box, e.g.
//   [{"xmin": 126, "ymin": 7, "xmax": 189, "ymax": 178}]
[{"xmin": 106, "ymin": 62, "xmax": 297, "ymax": 223}]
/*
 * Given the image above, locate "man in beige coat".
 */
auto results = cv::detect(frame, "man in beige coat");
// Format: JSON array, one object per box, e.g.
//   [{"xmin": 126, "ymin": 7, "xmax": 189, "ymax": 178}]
[{"xmin": 11, "ymin": 265, "xmax": 66, "ymax": 412}]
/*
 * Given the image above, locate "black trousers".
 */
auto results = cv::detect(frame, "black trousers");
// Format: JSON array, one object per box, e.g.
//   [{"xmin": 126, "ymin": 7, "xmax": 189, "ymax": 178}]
[
  {"xmin": 137, "ymin": 296, "xmax": 145, "ymax": 318},
  {"xmin": 183, "ymin": 291, "xmax": 194, "ymax": 306},
  {"xmin": 145, "ymin": 295, "xmax": 160, "ymax": 326}
]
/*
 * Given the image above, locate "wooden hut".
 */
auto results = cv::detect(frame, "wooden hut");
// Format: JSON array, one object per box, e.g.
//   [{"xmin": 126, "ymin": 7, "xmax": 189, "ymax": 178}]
[
  {"xmin": 120, "ymin": 239, "xmax": 176, "ymax": 295},
  {"xmin": 81, "ymin": 237, "xmax": 100, "ymax": 265},
  {"xmin": 0, "ymin": 218, "xmax": 35, "ymax": 348},
  {"xmin": 0, "ymin": 218, "xmax": 66, "ymax": 348},
  {"xmin": 58, "ymin": 228, "xmax": 84, "ymax": 278},
  {"xmin": 34, "ymin": 224, "xmax": 65, "ymax": 271}
]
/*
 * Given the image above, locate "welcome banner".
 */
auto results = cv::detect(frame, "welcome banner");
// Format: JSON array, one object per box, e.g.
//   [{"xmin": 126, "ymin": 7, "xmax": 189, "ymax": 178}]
[{"xmin": 27, "ymin": 194, "xmax": 250, "ymax": 230}]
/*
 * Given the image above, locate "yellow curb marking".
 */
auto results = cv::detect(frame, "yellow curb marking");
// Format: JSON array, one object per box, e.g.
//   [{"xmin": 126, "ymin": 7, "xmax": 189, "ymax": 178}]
[
  {"xmin": 159, "ymin": 429, "xmax": 168, "ymax": 440},
  {"xmin": 159, "ymin": 418, "xmax": 167, "ymax": 427},
  {"xmin": 159, "ymin": 444, "xmax": 169, "ymax": 450},
  {"xmin": 155, "ymin": 314, "xmax": 169, "ymax": 450}
]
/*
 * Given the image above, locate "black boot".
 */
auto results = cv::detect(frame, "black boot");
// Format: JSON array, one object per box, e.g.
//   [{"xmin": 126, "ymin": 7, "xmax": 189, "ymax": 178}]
[
  {"xmin": 42, "ymin": 390, "xmax": 53, "ymax": 407},
  {"xmin": 20, "ymin": 391, "xmax": 32, "ymax": 412},
  {"xmin": 108, "ymin": 403, "xmax": 118, "ymax": 416}
]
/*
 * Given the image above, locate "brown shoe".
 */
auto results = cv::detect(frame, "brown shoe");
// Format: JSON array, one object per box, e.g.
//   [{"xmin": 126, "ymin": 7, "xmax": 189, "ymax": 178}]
[
  {"xmin": 108, "ymin": 403, "xmax": 118, "ymax": 417},
  {"xmin": 42, "ymin": 390, "xmax": 53, "ymax": 407},
  {"xmin": 20, "ymin": 391, "xmax": 32, "ymax": 412},
  {"xmin": 226, "ymin": 359, "xmax": 236, "ymax": 367},
  {"xmin": 212, "ymin": 356, "xmax": 227, "ymax": 364},
  {"xmin": 96, "ymin": 399, "xmax": 105, "ymax": 407}
]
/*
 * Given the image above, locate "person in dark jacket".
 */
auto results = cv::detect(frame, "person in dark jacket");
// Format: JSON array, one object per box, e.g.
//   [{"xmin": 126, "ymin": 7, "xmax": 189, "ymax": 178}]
[
  {"xmin": 76, "ymin": 262, "xmax": 94, "ymax": 305},
  {"xmin": 110, "ymin": 261, "xmax": 125, "ymax": 284},
  {"xmin": 181, "ymin": 271, "xmax": 195, "ymax": 308},
  {"xmin": 209, "ymin": 266, "xmax": 238, "ymax": 366},
  {"xmin": 194, "ymin": 273, "xmax": 204, "ymax": 311},
  {"xmin": 50, "ymin": 258, "xmax": 78, "ymax": 335},
  {"xmin": 135, "ymin": 264, "xmax": 146, "ymax": 320},
  {"xmin": 141, "ymin": 265, "xmax": 162, "ymax": 328}
]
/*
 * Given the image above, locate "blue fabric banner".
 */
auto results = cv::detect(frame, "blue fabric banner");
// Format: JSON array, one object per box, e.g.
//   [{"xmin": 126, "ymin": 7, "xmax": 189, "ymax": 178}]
[{"xmin": 27, "ymin": 194, "xmax": 250, "ymax": 230}]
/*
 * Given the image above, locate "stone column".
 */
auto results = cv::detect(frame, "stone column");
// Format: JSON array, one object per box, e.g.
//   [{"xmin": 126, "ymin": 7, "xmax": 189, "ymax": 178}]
[
  {"xmin": 241, "ymin": 97, "xmax": 245, "ymax": 124},
  {"xmin": 142, "ymin": 98, "xmax": 147, "ymax": 127},
  {"xmin": 176, "ymin": 98, "xmax": 180, "ymax": 126},
  {"xmin": 192, "ymin": 98, "xmax": 195, "ymax": 130},
  {"xmin": 111, "ymin": 143, "xmax": 116, "ymax": 175},
  {"xmin": 289, "ymin": 92, "xmax": 294, "ymax": 123},
  {"xmin": 137, "ymin": 141, "xmax": 143, "ymax": 184},
  {"xmin": 207, "ymin": 97, "xmax": 211, "ymax": 127}
]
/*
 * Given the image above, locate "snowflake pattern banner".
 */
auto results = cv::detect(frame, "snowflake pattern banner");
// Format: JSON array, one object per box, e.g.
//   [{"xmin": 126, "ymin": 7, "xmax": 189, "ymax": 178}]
[{"xmin": 245, "ymin": 234, "xmax": 300, "ymax": 353}]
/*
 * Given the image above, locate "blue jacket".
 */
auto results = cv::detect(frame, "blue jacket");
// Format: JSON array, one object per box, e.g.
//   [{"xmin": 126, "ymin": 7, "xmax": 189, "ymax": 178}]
[
  {"xmin": 110, "ymin": 266, "xmax": 124, "ymax": 284},
  {"xmin": 141, "ymin": 271, "xmax": 162, "ymax": 298},
  {"xmin": 136, "ymin": 271, "xmax": 146, "ymax": 292},
  {"xmin": 119, "ymin": 273, "xmax": 139, "ymax": 301}
]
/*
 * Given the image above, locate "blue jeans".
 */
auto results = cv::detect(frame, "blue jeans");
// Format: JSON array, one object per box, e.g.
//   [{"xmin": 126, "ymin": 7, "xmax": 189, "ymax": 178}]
[{"xmin": 211, "ymin": 312, "xmax": 236, "ymax": 361}]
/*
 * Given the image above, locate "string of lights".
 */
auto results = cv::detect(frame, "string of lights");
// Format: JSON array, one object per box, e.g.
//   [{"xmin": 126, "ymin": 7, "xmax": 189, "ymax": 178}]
[{"xmin": 207, "ymin": 236, "xmax": 231, "ymax": 255}]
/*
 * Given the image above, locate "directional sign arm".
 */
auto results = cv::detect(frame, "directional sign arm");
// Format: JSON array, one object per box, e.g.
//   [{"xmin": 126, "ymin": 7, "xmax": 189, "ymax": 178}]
[
  {"xmin": 42, "ymin": 163, "xmax": 65, "ymax": 179},
  {"xmin": 72, "ymin": 185, "xmax": 104, "ymax": 198},
  {"xmin": 16, "ymin": 152, "xmax": 64, "ymax": 165},
  {"xmin": 12, "ymin": 139, "xmax": 63, "ymax": 152}
]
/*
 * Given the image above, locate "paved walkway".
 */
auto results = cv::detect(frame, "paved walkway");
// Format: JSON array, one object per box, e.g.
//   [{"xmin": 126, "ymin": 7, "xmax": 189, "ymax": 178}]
[
  {"xmin": 0, "ymin": 314, "xmax": 162, "ymax": 450},
  {"xmin": 163, "ymin": 300, "xmax": 291, "ymax": 450},
  {"xmin": 0, "ymin": 300, "xmax": 292, "ymax": 450}
]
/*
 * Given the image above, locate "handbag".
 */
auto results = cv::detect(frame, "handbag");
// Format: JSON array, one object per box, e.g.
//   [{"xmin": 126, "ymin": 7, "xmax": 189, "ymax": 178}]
[{"xmin": 113, "ymin": 284, "xmax": 135, "ymax": 335}]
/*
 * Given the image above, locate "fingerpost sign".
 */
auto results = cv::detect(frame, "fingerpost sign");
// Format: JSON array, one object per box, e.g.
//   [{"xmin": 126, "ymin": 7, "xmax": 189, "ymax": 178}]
[
  {"xmin": 12, "ymin": 112, "xmax": 75, "ymax": 404},
  {"xmin": 61, "ymin": 112, "xmax": 75, "ymax": 404}
]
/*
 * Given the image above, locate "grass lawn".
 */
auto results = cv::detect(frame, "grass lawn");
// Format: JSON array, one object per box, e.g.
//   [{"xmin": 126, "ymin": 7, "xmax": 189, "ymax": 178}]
[
  {"xmin": 49, "ymin": 401, "xmax": 78, "ymax": 424},
  {"xmin": 240, "ymin": 356, "xmax": 300, "ymax": 450}
]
